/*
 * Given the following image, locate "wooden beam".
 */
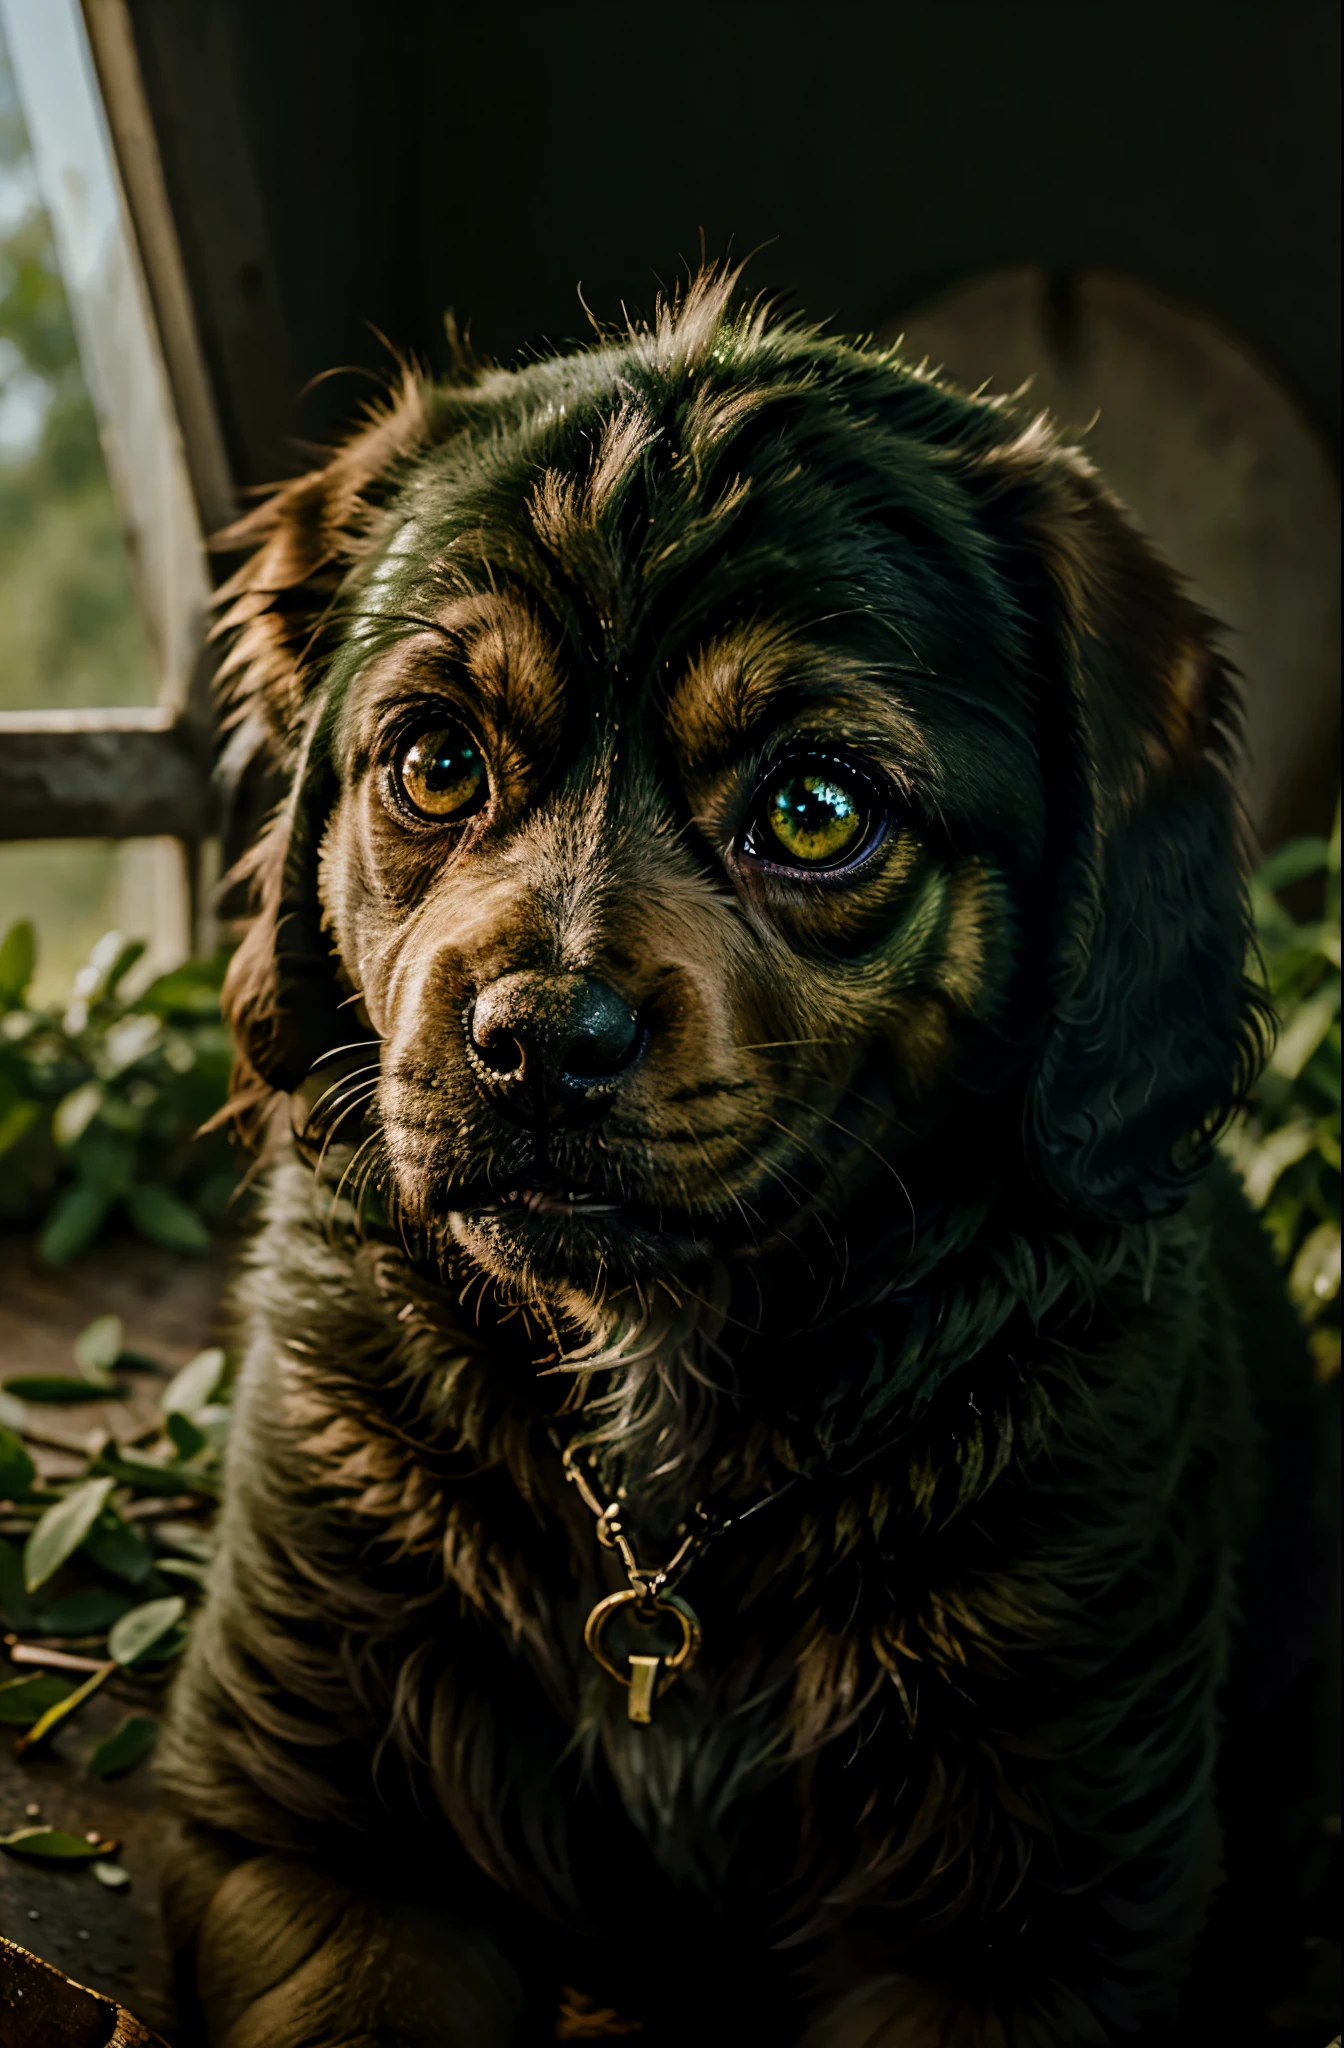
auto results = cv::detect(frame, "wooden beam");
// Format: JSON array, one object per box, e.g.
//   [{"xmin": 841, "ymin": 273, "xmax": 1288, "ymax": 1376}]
[
  {"xmin": 0, "ymin": 711, "xmax": 213, "ymax": 841},
  {"xmin": 81, "ymin": 0, "xmax": 236, "ymax": 537}
]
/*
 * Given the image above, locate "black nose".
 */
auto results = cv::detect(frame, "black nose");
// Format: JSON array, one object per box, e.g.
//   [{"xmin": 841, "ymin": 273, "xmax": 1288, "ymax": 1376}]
[{"xmin": 467, "ymin": 972, "xmax": 642, "ymax": 1125}]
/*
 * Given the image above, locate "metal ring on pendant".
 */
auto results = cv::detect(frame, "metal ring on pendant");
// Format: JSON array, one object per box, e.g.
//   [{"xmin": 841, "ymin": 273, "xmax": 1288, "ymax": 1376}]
[{"xmin": 582, "ymin": 1589, "xmax": 702, "ymax": 1692}]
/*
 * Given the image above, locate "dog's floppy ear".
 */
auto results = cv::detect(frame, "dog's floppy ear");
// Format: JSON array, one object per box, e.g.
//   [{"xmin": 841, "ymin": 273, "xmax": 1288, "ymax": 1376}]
[
  {"xmin": 976, "ymin": 422, "xmax": 1272, "ymax": 1221},
  {"xmin": 217, "ymin": 710, "xmax": 345, "ymax": 1132},
  {"xmin": 213, "ymin": 374, "xmax": 432, "ymax": 1132}
]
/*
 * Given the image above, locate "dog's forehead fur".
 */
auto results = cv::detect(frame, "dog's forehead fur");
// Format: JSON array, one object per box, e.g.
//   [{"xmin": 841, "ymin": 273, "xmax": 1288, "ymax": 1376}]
[{"xmin": 327, "ymin": 305, "xmax": 1048, "ymax": 852}]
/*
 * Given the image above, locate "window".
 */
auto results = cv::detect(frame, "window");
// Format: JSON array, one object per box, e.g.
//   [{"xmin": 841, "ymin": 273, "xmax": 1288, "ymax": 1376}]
[{"xmin": 0, "ymin": 0, "xmax": 230, "ymax": 996}]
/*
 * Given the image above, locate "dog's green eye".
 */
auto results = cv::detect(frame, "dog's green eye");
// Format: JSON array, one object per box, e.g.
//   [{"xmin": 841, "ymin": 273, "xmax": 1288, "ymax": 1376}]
[
  {"xmin": 752, "ymin": 762, "xmax": 874, "ymax": 870},
  {"xmin": 396, "ymin": 724, "xmax": 489, "ymax": 822}
]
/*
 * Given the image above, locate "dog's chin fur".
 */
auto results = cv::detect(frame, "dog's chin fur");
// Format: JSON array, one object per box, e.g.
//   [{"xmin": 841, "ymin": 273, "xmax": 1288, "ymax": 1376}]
[
  {"xmin": 157, "ymin": 274, "xmax": 1323, "ymax": 2047},
  {"xmin": 440, "ymin": 1205, "xmax": 736, "ymax": 1517},
  {"xmin": 425, "ymin": 1177, "xmax": 768, "ymax": 1542}
]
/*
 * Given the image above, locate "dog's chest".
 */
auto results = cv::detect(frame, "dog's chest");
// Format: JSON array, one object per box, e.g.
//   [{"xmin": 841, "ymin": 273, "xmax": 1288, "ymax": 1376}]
[{"xmin": 427, "ymin": 1449, "xmax": 895, "ymax": 1907}]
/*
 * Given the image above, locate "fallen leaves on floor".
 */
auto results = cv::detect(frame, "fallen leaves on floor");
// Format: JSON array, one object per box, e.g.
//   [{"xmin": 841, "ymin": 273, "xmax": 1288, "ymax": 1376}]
[{"xmin": 0, "ymin": 1309, "xmax": 230, "ymax": 1895}]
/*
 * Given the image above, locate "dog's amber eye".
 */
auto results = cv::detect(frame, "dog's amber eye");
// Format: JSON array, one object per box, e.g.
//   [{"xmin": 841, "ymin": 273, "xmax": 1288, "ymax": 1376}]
[
  {"xmin": 749, "ymin": 761, "xmax": 875, "ymax": 870},
  {"xmin": 395, "ymin": 723, "xmax": 489, "ymax": 821}
]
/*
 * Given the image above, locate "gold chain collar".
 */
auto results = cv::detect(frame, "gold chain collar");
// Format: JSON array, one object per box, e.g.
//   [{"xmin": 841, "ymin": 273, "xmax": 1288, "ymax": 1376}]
[{"xmin": 559, "ymin": 1436, "xmax": 796, "ymax": 1726}]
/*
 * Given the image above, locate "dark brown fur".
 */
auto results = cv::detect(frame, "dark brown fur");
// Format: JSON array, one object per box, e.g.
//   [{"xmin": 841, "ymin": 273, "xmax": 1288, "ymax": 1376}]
[{"xmin": 160, "ymin": 275, "xmax": 1317, "ymax": 2046}]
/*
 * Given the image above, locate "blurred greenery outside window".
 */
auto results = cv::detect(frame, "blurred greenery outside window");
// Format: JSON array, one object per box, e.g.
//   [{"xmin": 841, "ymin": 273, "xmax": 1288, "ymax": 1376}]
[{"xmin": 0, "ymin": 19, "xmax": 160, "ymax": 1003}]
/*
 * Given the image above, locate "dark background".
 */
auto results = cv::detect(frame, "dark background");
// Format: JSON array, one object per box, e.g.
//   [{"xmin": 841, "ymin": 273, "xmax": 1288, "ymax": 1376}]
[{"xmin": 125, "ymin": 0, "xmax": 1341, "ymax": 489}]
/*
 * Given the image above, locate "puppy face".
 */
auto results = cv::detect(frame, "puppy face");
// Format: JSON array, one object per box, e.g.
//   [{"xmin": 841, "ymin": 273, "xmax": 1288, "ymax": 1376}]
[
  {"xmin": 319, "ymin": 602, "xmax": 1031, "ymax": 1297},
  {"xmin": 220, "ymin": 276, "xmax": 1264, "ymax": 1310}
]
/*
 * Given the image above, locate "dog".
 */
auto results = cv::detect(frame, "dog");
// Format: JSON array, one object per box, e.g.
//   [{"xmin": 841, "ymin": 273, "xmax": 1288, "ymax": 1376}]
[{"xmin": 159, "ymin": 271, "xmax": 1322, "ymax": 2047}]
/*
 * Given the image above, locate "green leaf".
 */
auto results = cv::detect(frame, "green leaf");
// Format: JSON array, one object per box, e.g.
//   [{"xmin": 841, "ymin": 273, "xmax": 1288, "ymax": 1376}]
[
  {"xmin": 1239, "ymin": 1119, "xmax": 1321, "ymax": 1210},
  {"xmin": 0, "ymin": 1673, "xmax": 72, "ymax": 1725},
  {"xmin": 1279, "ymin": 920, "xmax": 1344, "ymax": 970},
  {"xmin": 138, "ymin": 1623, "xmax": 190, "ymax": 1666},
  {"xmin": 0, "ymin": 919, "xmax": 36, "ymax": 1008},
  {"xmin": 82, "ymin": 1512, "xmax": 153, "ymax": 1585},
  {"xmin": 1310, "ymin": 1325, "xmax": 1341, "ymax": 1381},
  {"xmin": 157, "ymin": 1557, "xmax": 207, "ymax": 1587},
  {"xmin": 125, "ymin": 1183, "xmax": 211, "ymax": 1254},
  {"xmin": 108, "ymin": 1594, "xmax": 186, "ymax": 1667},
  {"xmin": 0, "ymin": 1425, "xmax": 35, "ymax": 1501},
  {"xmin": 1271, "ymin": 980, "xmax": 1341, "ymax": 1082},
  {"xmin": 1290, "ymin": 1220, "xmax": 1341, "ymax": 1314},
  {"xmin": 0, "ymin": 1538, "xmax": 36, "ymax": 1629},
  {"xmin": 153, "ymin": 1521, "xmax": 214, "ymax": 1565},
  {"xmin": 93, "ymin": 1448, "xmax": 218, "ymax": 1499},
  {"xmin": 92, "ymin": 1859, "xmax": 131, "ymax": 1890},
  {"xmin": 0, "ymin": 1098, "xmax": 40, "ymax": 1158},
  {"xmin": 77, "ymin": 931, "xmax": 146, "ymax": 1005},
  {"xmin": 52, "ymin": 1080, "xmax": 103, "ymax": 1148},
  {"xmin": 69, "ymin": 1132, "xmax": 136, "ymax": 1197},
  {"xmin": 3, "ymin": 1374, "xmax": 125, "ymax": 1404},
  {"xmin": 106, "ymin": 937, "xmax": 148, "ymax": 995},
  {"xmin": 24, "ymin": 1476, "xmax": 116, "ymax": 1591},
  {"xmin": 74, "ymin": 1313, "xmax": 123, "ymax": 1378},
  {"xmin": 36, "ymin": 1586, "xmax": 132, "ymax": 1634},
  {"xmin": 193, "ymin": 1403, "xmax": 232, "ymax": 1451},
  {"xmin": 38, "ymin": 1183, "xmax": 110, "ymax": 1266},
  {"xmin": 137, "ymin": 953, "xmax": 227, "ymax": 1017},
  {"xmin": 165, "ymin": 1410, "xmax": 207, "ymax": 1462},
  {"xmin": 0, "ymin": 1826, "xmax": 109, "ymax": 1862},
  {"xmin": 1249, "ymin": 880, "xmax": 1296, "ymax": 944},
  {"xmin": 86, "ymin": 1712, "xmax": 158, "ymax": 1779},
  {"xmin": 1304, "ymin": 1035, "xmax": 1342, "ymax": 1108},
  {"xmin": 100, "ymin": 1013, "xmax": 161, "ymax": 1076},
  {"xmin": 162, "ymin": 1346, "xmax": 227, "ymax": 1416},
  {"xmin": 1258, "ymin": 837, "xmax": 1331, "ymax": 893},
  {"xmin": 114, "ymin": 1347, "xmax": 168, "ymax": 1376}
]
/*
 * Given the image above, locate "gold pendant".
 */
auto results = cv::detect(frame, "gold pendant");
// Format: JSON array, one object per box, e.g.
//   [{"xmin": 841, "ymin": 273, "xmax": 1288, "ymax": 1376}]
[
  {"xmin": 583, "ymin": 1589, "xmax": 702, "ymax": 1725},
  {"xmin": 626, "ymin": 1655, "xmax": 661, "ymax": 1725}
]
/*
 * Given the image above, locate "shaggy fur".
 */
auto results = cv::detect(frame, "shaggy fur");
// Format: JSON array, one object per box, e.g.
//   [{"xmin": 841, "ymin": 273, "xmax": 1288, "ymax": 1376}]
[{"xmin": 160, "ymin": 272, "xmax": 1318, "ymax": 2046}]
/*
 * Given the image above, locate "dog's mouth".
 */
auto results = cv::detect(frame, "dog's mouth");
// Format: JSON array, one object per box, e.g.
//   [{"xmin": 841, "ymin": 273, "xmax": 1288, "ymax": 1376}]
[
  {"xmin": 457, "ymin": 1171, "xmax": 711, "ymax": 1244},
  {"xmin": 493, "ymin": 1183, "xmax": 622, "ymax": 1220},
  {"xmin": 401, "ymin": 1053, "xmax": 906, "ymax": 1294},
  {"xmin": 439, "ymin": 1165, "xmax": 719, "ymax": 1288}
]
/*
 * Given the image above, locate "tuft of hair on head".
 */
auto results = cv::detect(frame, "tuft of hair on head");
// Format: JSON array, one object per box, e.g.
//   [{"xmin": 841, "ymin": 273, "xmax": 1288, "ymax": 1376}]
[{"xmin": 643, "ymin": 262, "xmax": 753, "ymax": 370}]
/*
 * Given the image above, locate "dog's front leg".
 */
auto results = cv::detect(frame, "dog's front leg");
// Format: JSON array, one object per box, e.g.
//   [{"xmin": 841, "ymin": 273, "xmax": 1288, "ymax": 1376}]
[
  {"xmin": 798, "ymin": 1801, "xmax": 1220, "ymax": 2048},
  {"xmin": 166, "ymin": 1832, "xmax": 535, "ymax": 2048}
]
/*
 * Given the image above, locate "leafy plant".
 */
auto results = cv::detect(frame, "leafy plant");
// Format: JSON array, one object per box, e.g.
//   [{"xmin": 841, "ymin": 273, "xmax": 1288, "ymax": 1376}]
[
  {"xmin": 0, "ymin": 921, "xmax": 238, "ymax": 1262},
  {"xmin": 1224, "ymin": 805, "xmax": 1341, "ymax": 1380},
  {"xmin": 0, "ymin": 1315, "xmax": 230, "ymax": 1767}
]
